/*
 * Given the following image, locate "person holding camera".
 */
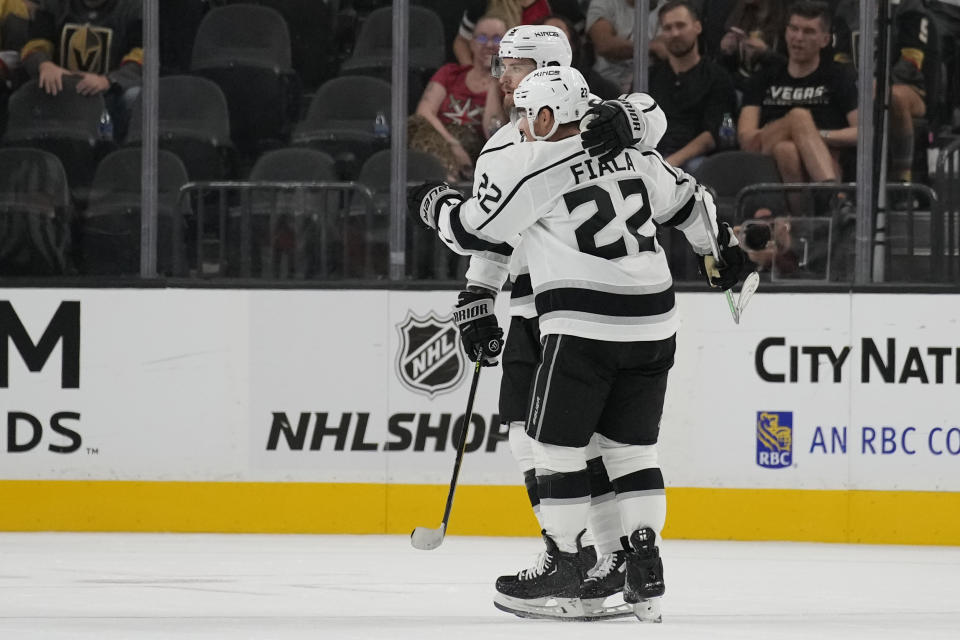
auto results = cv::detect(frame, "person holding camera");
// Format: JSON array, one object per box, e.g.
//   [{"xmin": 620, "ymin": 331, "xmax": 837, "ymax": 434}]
[{"xmin": 736, "ymin": 209, "xmax": 799, "ymax": 275}]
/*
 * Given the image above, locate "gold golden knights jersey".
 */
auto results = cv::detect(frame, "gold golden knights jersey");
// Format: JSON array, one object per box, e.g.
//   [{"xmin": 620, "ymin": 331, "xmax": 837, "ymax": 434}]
[
  {"xmin": 464, "ymin": 92, "xmax": 668, "ymax": 319},
  {"xmin": 22, "ymin": 0, "xmax": 142, "ymax": 90},
  {"xmin": 439, "ymin": 130, "xmax": 719, "ymax": 342}
]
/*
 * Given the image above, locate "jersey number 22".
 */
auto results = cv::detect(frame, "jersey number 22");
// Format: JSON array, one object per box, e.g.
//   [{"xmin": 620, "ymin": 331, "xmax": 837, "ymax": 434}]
[{"xmin": 563, "ymin": 178, "xmax": 655, "ymax": 260}]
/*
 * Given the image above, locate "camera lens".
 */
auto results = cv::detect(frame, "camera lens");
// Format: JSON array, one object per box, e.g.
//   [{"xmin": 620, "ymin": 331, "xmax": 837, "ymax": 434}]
[{"xmin": 744, "ymin": 223, "xmax": 772, "ymax": 251}]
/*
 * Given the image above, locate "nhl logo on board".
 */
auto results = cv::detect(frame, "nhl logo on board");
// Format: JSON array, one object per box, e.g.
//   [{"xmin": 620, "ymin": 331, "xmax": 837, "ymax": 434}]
[{"xmin": 396, "ymin": 312, "xmax": 466, "ymax": 398}]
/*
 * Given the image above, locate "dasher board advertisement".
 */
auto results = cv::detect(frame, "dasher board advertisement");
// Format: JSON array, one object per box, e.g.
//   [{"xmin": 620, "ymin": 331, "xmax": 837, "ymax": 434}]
[{"xmin": 1, "ymin": 290, "xmax": 958, "ymax": 492}]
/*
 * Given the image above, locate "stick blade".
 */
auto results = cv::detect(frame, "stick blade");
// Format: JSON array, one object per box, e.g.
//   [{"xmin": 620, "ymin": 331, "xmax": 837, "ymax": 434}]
[
  {"xmin": 410, "ymin": 524, "xmax": 446, "ymax": 550},
  {"xmin": 737, "ymin": 271, "xmax": 761, "ymax": 316}
]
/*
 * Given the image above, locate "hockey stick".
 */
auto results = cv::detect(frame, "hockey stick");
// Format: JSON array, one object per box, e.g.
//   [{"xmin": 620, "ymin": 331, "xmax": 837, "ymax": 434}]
[
  {"xmin": 694, "ymin": 190, "xmax": 760, "ymax": 324},
  {"xmin": 410, "ymin": 353, "xmax": 483, "ymax": 550}
]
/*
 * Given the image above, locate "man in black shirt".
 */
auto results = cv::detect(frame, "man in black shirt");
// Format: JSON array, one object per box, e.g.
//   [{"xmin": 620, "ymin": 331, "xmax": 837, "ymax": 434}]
[
  {"xmin": 833, "ymin": 0, "xmax": 933, "ymax": 182},
  {"xmin": 738, "ymin": 1, "xmax": 858, "ymax": 186},
  {"xmin": 649, "ymin": 0, "xmax": 736, "ymax": 172}
]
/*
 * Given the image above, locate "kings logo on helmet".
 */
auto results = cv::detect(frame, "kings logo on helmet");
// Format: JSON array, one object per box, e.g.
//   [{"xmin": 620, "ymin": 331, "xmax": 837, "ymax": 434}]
[
  {"xmin": 396, "ymin": 312, "xmax": 466, "ymax": 398},
  {"xmin": 756, "ymin": 411, "xmax": 793, "ymax": 469}
]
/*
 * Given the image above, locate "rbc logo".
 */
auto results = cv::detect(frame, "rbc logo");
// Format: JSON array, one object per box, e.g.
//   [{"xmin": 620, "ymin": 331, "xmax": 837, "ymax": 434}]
[{"xmin": 756, "ymin": 411, "xmax": 792, "ymax": 469}]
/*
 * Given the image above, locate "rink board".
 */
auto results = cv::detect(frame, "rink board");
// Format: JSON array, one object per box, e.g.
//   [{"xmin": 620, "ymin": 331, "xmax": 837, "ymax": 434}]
[{"xmin": 0, "ymin": 289, "xmax": 958, "ymax": 544}]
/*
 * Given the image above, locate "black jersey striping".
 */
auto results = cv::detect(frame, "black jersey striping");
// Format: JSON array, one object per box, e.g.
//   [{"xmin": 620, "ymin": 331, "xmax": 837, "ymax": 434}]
[
  {"xmin": 641, "ymin": 150, "xmax": 689, "ymax": 186},
  {"xmin": 449, "ymin": 202, "xmax": 514, "ymax": 256},
  {"xmin": 476, "ymin": 149, "xmax": 588, "ymax": 231},
  {"xmin": 612, "ymin": 467, "xmax": 665, "ymax": 493},
  {"xmin": 478, "ymin": 141, "xmax": 515, "ymax": 157},
  {"xmin": 537, "ymin": 469, "xmax": 592, "ymax": 500},
  {"xmin": 642, "ymin": 101, "xmax": 659, "ymax": 113},
  {"xmin": 510, "ymin": 273, "xmax": 533, "ymax": 299},
  {"xmin": 535, "ymin": 286, "xmax": 675, "ymax": 318},
  {"xmin": 660, "ymin": 195, "xmax": 696, "ymax": 228}
]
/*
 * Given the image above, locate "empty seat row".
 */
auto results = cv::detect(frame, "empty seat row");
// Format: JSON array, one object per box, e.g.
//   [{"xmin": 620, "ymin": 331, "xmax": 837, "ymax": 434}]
[
  {"xmin": 0, "ymin": 145, "xmax": 448, "ymax": 279},
  {"xmin": 0, "ymin": 71, "xmax": 401, "ymax": 195}
]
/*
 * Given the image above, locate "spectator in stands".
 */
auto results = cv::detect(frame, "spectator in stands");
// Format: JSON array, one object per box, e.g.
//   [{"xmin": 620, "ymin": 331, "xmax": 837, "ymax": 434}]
[
  {"xmin": 930, "ymin": 0, "xmax": 960, "ymax": 130},
  {"xmin": 737, "ymin": 1, "xmax": 858, "ymax": 192},
  {"xmin": 734, "ymin": 207, "xmax": 800, "ymax": 275},
  {"xmin": 538, "ymin": 13, "xmax": 621, "ymax": 100},
  {"xmin": 453, "ymin": 0, "xmax": 551, "ymax": 65},
  {"xmin": 409, "ymin": 13, "xmax": 507, "ymax": 182},
  {"xmin": 588, "ymin": 0, "xmax": 685, "ymax": 92},
  {"xmin": 0, "ymin": 0, "xmax": 31, "ymax": 134},
  {"xmin": 648, "ymin": 1, "xmax": 736, "ymax": 172},
  {"xmin": 833, "ymin": 0, "xmax": 933, "ymax": 184},
  {"xmin": 1, "ymin": 0, "xmax": 30, "ymax": 130},
  {"xmin": 21, "ymin": 0, "xmax": 142, "ymax": 139},
  {"xmin": 1, "ymin": 0, "xmax": 29, "ymax": 80},
  {"xmin": 718, "ymin": 0, "xmax": 785, "ymax": 95}
]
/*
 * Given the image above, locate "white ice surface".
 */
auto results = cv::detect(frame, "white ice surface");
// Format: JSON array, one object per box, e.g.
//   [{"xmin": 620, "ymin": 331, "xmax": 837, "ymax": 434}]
[{"xmin": 1, "ymin": 533, "xmax": 959, "ymax": 639}]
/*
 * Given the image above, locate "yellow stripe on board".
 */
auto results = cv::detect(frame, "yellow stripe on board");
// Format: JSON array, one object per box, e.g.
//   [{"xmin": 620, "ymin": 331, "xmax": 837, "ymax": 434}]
[{"xmin": 1, "ymin": 481, "xmax": 959, "ymax": 545}]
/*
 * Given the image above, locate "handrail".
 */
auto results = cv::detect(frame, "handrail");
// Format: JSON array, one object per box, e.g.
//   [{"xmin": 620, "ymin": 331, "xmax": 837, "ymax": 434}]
[
  {"xmin": 176, "ymin": 180, "xmax": 377, "ymax": 279},
  {"xmin": 733, "ymin": 181, "xmax": 947, "ymax": 283},
  {"xmin": 934, "ymin": 139, "xmax": 960, "ymax": 281}
]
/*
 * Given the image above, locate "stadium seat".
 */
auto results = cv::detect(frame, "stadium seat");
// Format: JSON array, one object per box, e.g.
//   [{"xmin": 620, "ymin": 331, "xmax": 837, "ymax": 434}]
[
  {"xmin": 342, "ymin": 6, "xmax": 445, "ymax": 76},
  {"xmin": 221, "ymin": 0, "xmax": 342, "ymax": 89},
  {"xmin": 412, "ymin": 0, "xmax": 468, "ymax": 63},
  {"xmin": 160, "ymin": 0, "xmax": 210, "ymax": 75},
  {"xmin": 357, "ymin": 149, "xmax": 447, "ymax": 213},
  {"xmin": 1, "ymin": 78, "xmax": 109, "ymax": 201},
  {"xmin": 248, "ymin": 147, "xmax": 337, "ymax": 183},
  {"xmin": 127, "ymin": 75, "xmax": 233, "ymax": 181},
  {"xmin": 691, "ymin": 151, "xmax": 784, "ymax": 222},
  {"xmin": 78, "ymin": 149, "xmax": 189, "ymax": 276},
  {"xmin": 340, "ymin": 5, "xmax": 444, "ymax": 111},
  {"xmin": 0, "ymin": 148, "xmax": 72, "ymax": 275},
  {"xmin": 190, "ymin": 4, "xmax": 301, "ymax": 155},
  {"xmin": 291, "ymin": 75, "xmax": 392, "ymax": 179},
  {"xmin": 225, "ymin": 147, "xmax": 341, "ymax": 278},
  {"xmin": 351, "ymin": 149, "xmax": 452, "ymax": 278}
]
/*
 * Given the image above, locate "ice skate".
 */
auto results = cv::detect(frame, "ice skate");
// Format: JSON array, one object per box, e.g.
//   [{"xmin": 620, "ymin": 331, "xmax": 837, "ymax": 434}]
[
  {"xmin": 493, "ymin": 530, "xmax": 584, "ymax": 621},
  {"xmin": 578, "ymin": 545, "xmax": 633, "ymax": 620},
  {"xmin": 623, "ymin": 527, "xmax": 665, "ymax": 623}
]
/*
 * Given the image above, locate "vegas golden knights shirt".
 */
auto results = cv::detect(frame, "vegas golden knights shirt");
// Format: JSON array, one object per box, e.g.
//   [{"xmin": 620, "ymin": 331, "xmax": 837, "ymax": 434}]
[
  {"xmin": 22, "ymin": 0, "xmax": 143, "ymax": 91},
  {"xmin": 438, "ymin": 131, "xmax": 720, "ymax": 342},
  {"xmin": 464, "ymin": 92, "xmax": 668, "ymax": 320}
]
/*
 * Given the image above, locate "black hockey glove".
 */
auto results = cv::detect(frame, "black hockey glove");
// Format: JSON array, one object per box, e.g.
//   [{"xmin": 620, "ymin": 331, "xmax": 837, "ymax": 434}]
[
  {"xmin": 452, "ymin": 289, "xmax": 503, "ymax": 367},
  {"xmin": 407, "ymin": 181, "xmax": 463, "ymax": 230},
  {"xmin": 699, "ymin": 222, "xmax": 753, "ymax": 291},
  {"xmin": 580, "ymin": 97, "xmax": 646, "ymax": 164}
]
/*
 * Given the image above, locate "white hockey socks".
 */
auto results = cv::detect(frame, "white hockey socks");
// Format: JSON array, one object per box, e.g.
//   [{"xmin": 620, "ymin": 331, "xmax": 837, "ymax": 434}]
[
  {"xmin": 597, "ymin": 435, "xmax": 667, "ymax": 539},
  {"xmin": 508, "ymin": 422, "xmax": 542, "ymax": 526},
  {"xmin": 531, "ymin": 439, "xmax": 590, "ymax": 553},
  {"xmin": 585, "ymin": 434, "xmax": 624, "ymax": 555}
]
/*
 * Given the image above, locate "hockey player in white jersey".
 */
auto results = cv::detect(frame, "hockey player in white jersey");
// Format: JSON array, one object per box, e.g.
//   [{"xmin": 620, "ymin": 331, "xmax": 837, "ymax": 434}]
[
  {"xmin": 411, "ymin": 66, "xmax": 752, "ymax": 623},
  {"xmin": 446, "ymin": 25, "xmax": 670, "ymax": 620}
]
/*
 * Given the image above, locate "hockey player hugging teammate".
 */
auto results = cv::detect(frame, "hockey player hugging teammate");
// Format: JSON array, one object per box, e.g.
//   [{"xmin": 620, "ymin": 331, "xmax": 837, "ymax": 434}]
[
  {"xmin": 410, "ymin": 66, "xmax": 752, "ymax": 623},
  {"xmin": 443, "ymin": 24, "xmax": 675, "ymax": 622}
]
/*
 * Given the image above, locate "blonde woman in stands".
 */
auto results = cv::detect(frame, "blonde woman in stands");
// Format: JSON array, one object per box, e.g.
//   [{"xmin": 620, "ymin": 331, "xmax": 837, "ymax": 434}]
[
  {"xmin": 453, "ymin": 0, "xmax": 552, "ymax": 65},
  {"xmin": 409, "ymin": 14, "xmax": 508, "ymax": 182}
]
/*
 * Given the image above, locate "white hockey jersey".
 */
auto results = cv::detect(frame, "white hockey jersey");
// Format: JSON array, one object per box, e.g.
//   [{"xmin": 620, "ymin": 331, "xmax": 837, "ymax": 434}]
[
  {"xmin": 464, "ymin": 93, "xmax": 668, "ymax": 319},
  {"xmin": 437, "ymin": 132, "xmax": 720, "ymax": 342}
]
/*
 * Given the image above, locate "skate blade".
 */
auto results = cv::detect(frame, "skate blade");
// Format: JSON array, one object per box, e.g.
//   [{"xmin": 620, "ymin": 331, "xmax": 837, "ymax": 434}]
[
  {"xmin": 632, "ymin": 597, "xmax": 662, "ymax": 623},
  {"xmin": 580, "ymin": 596, "xmax": 634, "ymax": 620},
  {"xmin": 493, "ymin": 593, "xmax": 584, "ymax": 621}
]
